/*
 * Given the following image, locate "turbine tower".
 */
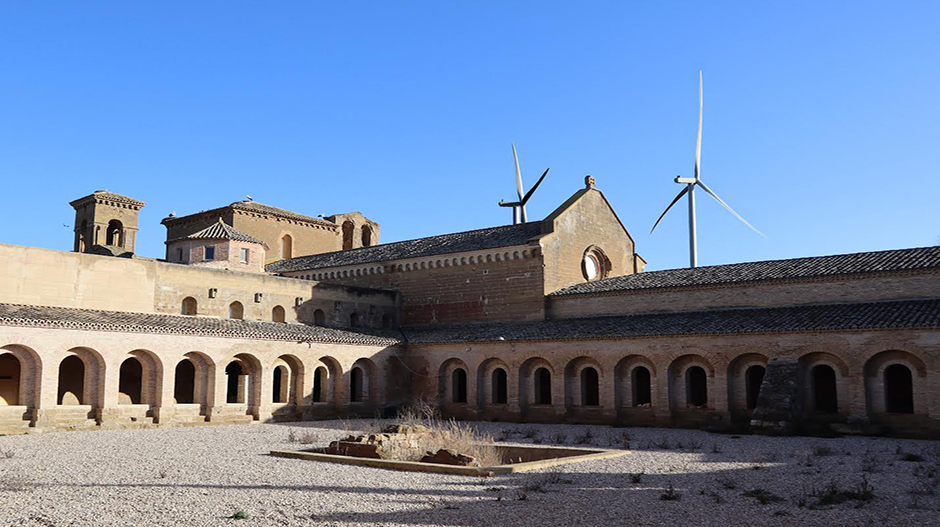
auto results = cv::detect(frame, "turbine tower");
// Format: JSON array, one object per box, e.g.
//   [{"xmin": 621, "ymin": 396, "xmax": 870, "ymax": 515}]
[
  {"xmin": 650, "ymin": 71, "xmax": 763, "ymax": 267},
  {"xmin": 498, "ymin": 143, "xmax": 549, "ymax": 224}
]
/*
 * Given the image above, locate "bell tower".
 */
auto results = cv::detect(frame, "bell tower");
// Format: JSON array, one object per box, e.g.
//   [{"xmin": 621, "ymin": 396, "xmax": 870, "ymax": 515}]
[{"xmin": 69, "ymin": 190, "xmax": 146, "ymax": 254}]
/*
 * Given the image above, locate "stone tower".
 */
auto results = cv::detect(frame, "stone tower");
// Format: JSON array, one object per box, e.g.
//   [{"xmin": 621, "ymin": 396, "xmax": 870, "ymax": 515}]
[{"xmin": 69, "ymin": 190, "xmax": 146, "ymax": 254}]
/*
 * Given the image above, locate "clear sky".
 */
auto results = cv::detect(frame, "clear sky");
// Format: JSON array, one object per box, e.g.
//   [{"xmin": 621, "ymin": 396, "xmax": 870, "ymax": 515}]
[{"xmin": 1, "ymin": 2, "xmax": 937, "ymax": 271}]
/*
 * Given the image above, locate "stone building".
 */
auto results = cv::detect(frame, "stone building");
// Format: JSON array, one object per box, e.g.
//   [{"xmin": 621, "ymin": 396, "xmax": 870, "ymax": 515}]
[{"xmin": 0, "ymin": 177, "xmax": 937, "ymax": 438}]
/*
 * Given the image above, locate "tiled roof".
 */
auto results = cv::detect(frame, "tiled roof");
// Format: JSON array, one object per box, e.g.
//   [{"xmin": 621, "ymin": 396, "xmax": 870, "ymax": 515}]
[
  {"xmin": 69, "ymin": 190, "xmax": 146, "ymax": 208},
  {"xmin": 404, "ymin": 299, "xmax": 940, "ymax": 343},
  {"xmin": 172, "ymin": 219, "xmax": 266, "ymax": 246},
  {"xmin": 553, "ymin": 246, "xmax": 940, "ymax": 296},
  {"xmin": 0, "ymin": 303, "xmax": 401, "ymax": 346},
  {"xmin": 229, "ymin": 201, "xmax": 335, "ymax": 227},
  {"xmin": 267, "ymin": 222, "xmax": 544, "ymax": 273}
]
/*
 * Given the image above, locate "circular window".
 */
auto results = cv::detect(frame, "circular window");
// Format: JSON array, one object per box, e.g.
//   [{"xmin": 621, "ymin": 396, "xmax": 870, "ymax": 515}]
[{"xmin": 581, "ymin": 246, "xmax": 610, "ymax": 282}]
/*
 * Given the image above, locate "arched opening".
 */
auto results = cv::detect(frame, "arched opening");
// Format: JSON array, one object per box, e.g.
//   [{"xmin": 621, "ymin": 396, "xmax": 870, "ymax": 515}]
[
  {"xmin": 745, "ymin": 365, "xmax": 766, "ymax": 410},
  {"xmin": 78, "ymin": 219, "xmax": 89, "ymax": 252},
  {"xmin": 174, "ymin": 359, "xmax": 196, "ymax": 404},
  {"xmin": 885, "ymin": 364, "xmax": 914, "ymax": 414},
  {"xmin": 350, "ymin": 367, "xmax": 364, "ymax": 403},
  {"xmin": 229, "ymin": 301, "xmax": 244, "ymax": 320},
  {"xmin": 181, "ymin": 297, "xmax": 197, "ymax": 316},
  {"xmin": 632, "ymin": 366, "xmax": 652, "ymax": 407},
  {"xmin": 273, "ymin": 365, "xmax": 288, "ymax": 403},
  {"xmin": 312, "ymin": 366, "xmax": 325, "ymax": 403},
  {"xmin": 580, "ymin": 367, "xmax": 599, "ymax": 406},
  {"xmin": 225, "ymin": 361, "xmax": 245, "ymax": 404},
  {"xmin": 57, "ymin": 355, "xmax": 85, "ymax": 405},
  {"xmin": 686, "ymin": 366, "xmax": 707, "ymax": 407},
  {"xmin": 492, "ymin": 368, "xmax": 508, "ymax": 404},
  {"xmin": 361, "ymin": 225, "xmax": 372, "ymax": 247},
  {"xmin": 349, "ymin": 312, "xmax": 361, "ymax": 328},
  {"xmin": 118, "ymin": 357, "xmax": 143, "ymax": 405},
  {"xmin": 0, "ymin": 354, "xmax": 21, "ymax": 405},
  {"xmin": 106, "ymin": 219, "xmax": 123, "ymax": 247},
  {"xmin": 451, "ymin": 369, "xmax": 468, "ymax": 403},
  {"xmin": 342, "ymin": 221, "xmax": 354, "ymax": 250},
  {"xmin": 281, "ymin": 234, "xmax": 293, "ymax": 259},
  {"xmin": 534, "ymin": 367, "xmax": 552, "ymax": 405},
  {"xmin": 313, "ymin": 309, "xmax": 326, "ymax": 326},
  {"xmin": 812, "ymin": 365, "xmax": 838, "ymax": 414},
  {"xmin": 272, "ymin": 305, "xmax": 285, "ymax": 323}
]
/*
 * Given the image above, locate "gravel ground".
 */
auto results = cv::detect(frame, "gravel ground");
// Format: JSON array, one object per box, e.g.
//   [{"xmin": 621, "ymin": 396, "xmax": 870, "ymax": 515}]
[{"xmin": 0, "ymin": 421, "xmax": 938, "ymax": 526}]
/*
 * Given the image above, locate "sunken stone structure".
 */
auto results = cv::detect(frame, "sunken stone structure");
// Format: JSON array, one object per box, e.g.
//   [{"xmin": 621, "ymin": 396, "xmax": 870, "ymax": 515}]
[{"xmin": 0, "ymin": 176, "xmax": 938, "ymax": 438}]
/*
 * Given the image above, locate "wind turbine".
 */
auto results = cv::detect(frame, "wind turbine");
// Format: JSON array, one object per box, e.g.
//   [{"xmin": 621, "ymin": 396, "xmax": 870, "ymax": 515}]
[
  {"xmin": 498, "ymin": 143, "xmax": 550, "ymax": 224},
  {"xmin": 650, "ymin": 71, "xmax": 763, "ymax": 268}
]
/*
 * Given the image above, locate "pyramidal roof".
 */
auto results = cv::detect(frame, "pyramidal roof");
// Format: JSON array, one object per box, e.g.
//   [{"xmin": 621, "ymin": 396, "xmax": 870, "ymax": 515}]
[{"xmin": 175, "ymin": 218, "xmax": 266, "ymax": 247}]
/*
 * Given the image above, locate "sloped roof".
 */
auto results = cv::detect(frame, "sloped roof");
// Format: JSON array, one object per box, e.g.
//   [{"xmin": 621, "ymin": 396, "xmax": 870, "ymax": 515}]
[
  {"xmin": 553, "ymin": 246, "xmax": 940, "ymax": 296},
  {"xmin": 162, "ymin": 200, "xmax": 335, "ymax": 228},
  {"xmin": 404, "ymin": 299, "xmax": 940, "ymax": 344},
  {"xmin": 0, "ymin": 303, "xmax": 400, "ymax": 346},
  {"xmin": 170, "ymin": 219, "xmax": 266, "ymax": 246},
  {"xmin": 267, "ymin": 222, "xmax": 544, "ymax": 273},
  {"xmin": 70, "ymin": 190, "xmax": 146, "ymax": 209}
]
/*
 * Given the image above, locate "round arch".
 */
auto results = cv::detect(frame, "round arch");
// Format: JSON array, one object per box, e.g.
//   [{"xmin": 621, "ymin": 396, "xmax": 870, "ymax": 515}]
[
  {"xmin": 864, "ymin": 350, "xmax": 927, "ymax": 415},
  {"xmin": 667, "ymin": 354, "xmax": 714, "ymax": 411},
  {"xmin": 0, "ymin": 344, "xmax": 42, "ymax": 411},
  {"xmin": 614, "ymin": 355, "xmax": 657, "ymax": 410}
]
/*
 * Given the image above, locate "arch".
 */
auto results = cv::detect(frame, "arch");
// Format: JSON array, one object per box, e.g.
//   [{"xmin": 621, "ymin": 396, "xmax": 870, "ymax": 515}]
[
  {"xmin": 273, "ymin": 365, "xmax": 288, "ymax": 403},
  {"xmin": 223, "ymin": 354, "xmax": 262, "ymax": 416},
  {"xmin": 342, "ymin": 221, "xmax": 354, "ymax": 250},
  {"xmin": 349, "ymin": 358, "xmax": 377, "ymax": 404},
  {"xmin": 745, "ymin": 365, "xmax": 766, "ymax": 410},
  {"xmin": 229, "ymin": 301, "xmax": 244, "ymax": 320},
  {"xmin": 439, "ymin": 358, "xmax": 469, "ymax": 406},
  {"xmin": 361, "ymin": 225, "xmax": 372, "ymax": 247},
  {"xmin": 519, "ymin": 357, "xmax": 554, "ymax": 410},
  {"xmin": 564, "ymin": 356, "xmax": 603, "ymax": 409},
  {"xmin": 272, "ymin": 305, "xmax": 286, "ymax": 323},
  {"xmin": 312, "ymin": 366, "xmax": 326, "ymax": 403},
  {"xmin": 884, "ymin": 364, "xmax": 914, "ymax": 414},
  {"xmin": 181, "ymin": 297, "xmax": 197, "ymax": 316},
  {"xmin": 452, "ymin": 369, "xmax": 468, "ymax": 403},
  {"xmin": 864, "ymin": 350, "xmax": 924, "ymax": 415},
  {"xmin": 535, "ymin": 368, "xmax": 552, "ymax": 405},
  {"xmin": 349, "ymin": 312, "xmax": 361, "ymax": 328},
  {"xmin": 78, "ymin": 219, "xmax": 89, "ymax": 252},
  {"xmin": 0, "ymin": 345, "xmax": 41, "ymax": 411},
  {"xmin": 492, "ymin": 368, "xmax": 508, "ymax": 405},
  {"xmin": 727, "ymin": 353, "xmax": 769, "ymax": 415},
  {"xmin": 272, "ymin": 354, "xmax": 304, "ymax": 406},
  {"xmin": 175, "ymin": 352, "xmax": 214, "ymax": 411},
  {"xmin": 580, "ymin": 367, "xmax": 600, "ymax": 406},
  {"xmin": 632, "ymin": 366, "xmax": 652, "ymax": 407},
  {"xmin": 106, "ymin": 219, "xmax": 124, "ymax": 247},
  {"xmin": 118, "ymin": 357, "xmax": 143, "ymax": 404},
  {"xmin": 668, "ymin": 354, "xmax": 713, "ymax": 411},
  {"xmin": 313, "ymin": 309, "xmax": 326, "ymax": 326},
  {"xmin": 56, "ymin": 347, "xmax": 105, "ymax": 408},
  {"xmin": 800, "ymin": 352, "xmax": 846, "ymax": 414},
  {"xmin": 0, "ymin": 353, "xmax": 21, "ymax": 406},
  {"xmin": 476, "ymin": 358, "xmax": 510, "ymax": 409},
  {"xmin": 350, "ymin": 367, "xmax": 363, "ymax": 402},
  {"xmin": 614, "ymin": 355, "xmax": 656, "ymax": 409},
  {"xmin": 281, "ymin": 234, "xmax": 293, "ymax": 259},
  {"xmin": 174, "ymin": 358, "xmax": 196, "ymax": 404},
  {"xmin": 316, "ymin": 356, "xmax": 343, "ymax": 406}
]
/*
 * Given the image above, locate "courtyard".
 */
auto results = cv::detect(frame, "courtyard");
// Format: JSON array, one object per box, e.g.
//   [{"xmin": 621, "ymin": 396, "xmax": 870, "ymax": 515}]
[{"xmin": 0, "ymin": 421, "xmax": 938, "ymax": 526}]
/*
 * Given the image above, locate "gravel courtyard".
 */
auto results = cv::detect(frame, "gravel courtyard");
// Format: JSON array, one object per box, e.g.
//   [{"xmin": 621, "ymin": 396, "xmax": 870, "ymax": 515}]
[{"xmin": 1, "ymin": 421, "xmax": 938, "ymax": 526}]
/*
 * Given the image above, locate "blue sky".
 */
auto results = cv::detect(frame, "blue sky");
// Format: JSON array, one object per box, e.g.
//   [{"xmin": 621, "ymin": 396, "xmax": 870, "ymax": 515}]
[{"xmin": 1, "ymin": 2, "xmax": 937, "ymax": 271}]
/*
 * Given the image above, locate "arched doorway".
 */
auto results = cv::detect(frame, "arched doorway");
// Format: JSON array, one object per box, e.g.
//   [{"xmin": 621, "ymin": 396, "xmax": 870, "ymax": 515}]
[
  {"xmin": 349, "ymin": 312, "xmax": 361, "ymax": 328},
  {"xmin": 812, "ymin": 365, "xmax": 838, "ymax": 414},
  {"xmin": 350, "ymin": 367, "xmax": 364, "ymax": 403},
  {"xmin": 229, "ymin": 302, "xmax": 244, "ymax": 320},
  {"xmin": 312, "ymin": 366, "xmax": 325, "ymax": 403},
  {"xmin": 106, "ymin": 219, "xmax": 123, "ymax": 247},
  {"xmin": 0, "ymin": 353, "xmax": 21, "ymax": 405},
  {"xmin": 58, "ymin": 355, "xmax": 85, "ymax": 405},
  {"xmin": 534, "ymin": 367, "xmax": 552, "ymax": 405},
  {"xmin": 632, "ymin": 366, "xmax": 652, "ymax": 407},
  {"xmin": 272, "ymin": 305, "xmax": 285, "ymax": 323},
  {"xmin": 581, "ymin": 367, "xmax": 599, "ymax": 406},
  {"xmin": 686, "ymin": 366, "xmax": 707, "ymax": 407},
  {"xmin": 118, "ymin": 357, "xmax": 143, "ymax": 405},
  {"xmin": 885, "ymin": 364, "xmax": 914, "ymax": 414},
  {"xmin": 452, "ymin": 369, "xmax": 468, "ymax": 403},
  {"xmin": 273, "ymin": 365, "xmax": 289, "ymax": 403},
  {"xmin": 492, "ymin": 368, "xmax": 508, "ymax": 404},
  {"xmin": 225, "ymin": 361, "xmax": 246, "ymax": 404},
  {"xmin": 745, "ymin": 365, "xmax": 766, "ymax": 410},
  {"xmin": 174, "ymin": 359, "xmax": 196, "ymax": 404},
  {"xmin": 181, "ymin": 297, "xmax": 197, "ymax": 316},
  {"xmin": 281, "ymin": 234, "xmax": 293, "ymax": 259},
  {"xmin": 313, "ymin": 309, "xmax": 326, "ymax": 326},
  {"xmin": 361, "ymin": 225, "xmax": 372, "ymax": 247}
]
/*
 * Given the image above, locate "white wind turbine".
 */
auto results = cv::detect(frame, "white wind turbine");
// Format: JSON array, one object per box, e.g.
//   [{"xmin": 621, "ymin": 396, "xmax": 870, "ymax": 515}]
[
  {"xmin": 650, "ymin": 71, "xmax": 763, "ymax": 268},
  {"xmin": 498, "ymin": 143, "xmax": 550, "ymax": 224}
]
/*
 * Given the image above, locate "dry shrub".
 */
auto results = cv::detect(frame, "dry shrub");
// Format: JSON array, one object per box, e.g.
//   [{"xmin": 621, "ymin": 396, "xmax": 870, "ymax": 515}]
[{"xmin": 385, "ymin": 403, "xmax": 503, "ymax": 467}]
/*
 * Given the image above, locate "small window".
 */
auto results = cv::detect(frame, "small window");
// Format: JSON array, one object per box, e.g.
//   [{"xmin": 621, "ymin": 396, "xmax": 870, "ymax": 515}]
[
  {"xmin": 240, "ymin": 248, "xmax": 249, "ymax": 263},
  {"xmin": 583, "ymin": 254, "xmax": 599, "ymax": 280},
  {"xmin": 581, "ymin": 246, "xmax": 610, "ymax": 282},
  {"xmin": 176, "ymin": 248, "xmax": 184, "ymax": 262},
  {"xmin": 205, "ymin": 246, "xmax": 215, "ymax": 260}
]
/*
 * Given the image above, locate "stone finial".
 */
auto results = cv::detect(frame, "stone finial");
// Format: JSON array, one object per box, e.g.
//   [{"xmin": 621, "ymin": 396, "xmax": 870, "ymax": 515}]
[{"xmin": 585, "ymin": 175, "xmax": 596, "ymax": 189}]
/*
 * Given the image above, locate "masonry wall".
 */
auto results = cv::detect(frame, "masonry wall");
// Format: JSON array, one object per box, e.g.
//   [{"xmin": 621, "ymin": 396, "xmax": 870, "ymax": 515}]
[{"xmin": 547, "ymin": 270, "xmax": 940, "ymax": 319}]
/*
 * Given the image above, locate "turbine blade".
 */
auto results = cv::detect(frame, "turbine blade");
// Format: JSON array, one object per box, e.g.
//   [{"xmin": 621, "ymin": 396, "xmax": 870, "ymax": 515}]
[
  {"xmin": 521, "ymin": 168, "xmax": 549, "ymax": 204},
  {"xmin": 521, "ymin": 205, "xmax": 527, "ymax": 223},
  {"xmin": 695, "ymin": 70, "xmax": 703, "ymax": 180},
  {"xmin": 512, "ymin": 142, "xmax": 524, "ymax": 201},
  {"xmin": 650, "ymin": 185, "xmax": 690, "ymax": 233},
  {"xmin": 696, "ymin": 181, "xmax": 764, "ymax": 236}
]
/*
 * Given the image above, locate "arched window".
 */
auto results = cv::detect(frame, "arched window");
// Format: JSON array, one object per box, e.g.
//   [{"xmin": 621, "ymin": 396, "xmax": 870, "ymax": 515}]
[
  {"xmin": 229, "ymin": 301, "xmax": 244, "ymax": 320},
  {"xmin": 225, "ymin": 361, "xmax": 245, "ymax": 404},
  {"xmin": 57, "ymin": 355, "xmax": 85, "ymax": 405},
  {"xmin": 686, "ymin": 366, "xmax": 707, "ymax": 407},
  {"xmin": 812, "ymin": 365, "xmax": 838, "ymax": 413},
  {"xmin": 745, "ymin": 365, "xmax": 766, "ymax": 410},
  {"xmin": 361, "ymin": 225, "xmax": 372, "ymax": 247},
  {"xmin": 349, "ymin": 312, "xmax": 361, "ymax": 328},
  {"xmin": 174, "ymin": 359, "xmax": 196, "ymax": 404},
  {"xmin": 342, "ymin": 221, "xmax": 354, "ymax": 250},
  {"xmin": 272, "ymin": 305, "xmax": 285, "ymax": 323},
  {"xmin": 312, "ymin": 367, "xmax": 324, "ymax": 403},
  {"xmin": 181, "ymin": 297, "xmax": 197, "ymax": 316},
  {"xmin": 313, "ymin": 309, "xmax": 326, "ymax": 326},
  {"xmin": 273, "ymin": 365, "xmax": 288, "ymax": 403},
  {"xmin": 451, "ymin": 369, "xmax": 468, "ymax": 403},
  {"xmin": 281, "ymin": 234, "xmax": 293, "ymax": 259},
  {"xmin": 78, "ymin": 220, "xmax": 89, "ymax": 252},
  {"xmin": 534, "ymin": 367, "xmax": 552, "ymax": 405},
  {"xmin": 632, "ymin": 366, "xmax": 652, "ymax": 407},
  {"xmin": 581, "ymin": 367, "xmax": 600, "ymax": 406},
  {"xmin": 0, "ymin": 353, "xmax": 22, "ymax": 406},
  {"xmin": 581, "ymin": 246, "xmax": 610, "ymax": 282},
  {"xmin": 106, "ymin": 219, "xmax": 123, "ymax": 247},
  {"xmin": 492, "ymin": 368, "xmax": 508, "ymax": 404},
  {"xmin": 885, "ymin": 364, "xmax": 914, "ymax": 414},
  {"xmin": 118, "ymin": 357, "xmax": 143, "ymax": 405},
  {"xmin": 350, "ymin": 367, "xmax": 364, "ymax": 402}
]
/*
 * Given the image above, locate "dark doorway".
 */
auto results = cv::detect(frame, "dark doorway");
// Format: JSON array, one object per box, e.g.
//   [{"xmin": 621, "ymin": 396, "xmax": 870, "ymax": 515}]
[
  {"xmin": 226, "ymin": 362, "xmax": 244, "ymax": 404},
  {"xmin": 812, "ymin": 365, "xmax": 838, "ymax": 413},
  {"xmin": 119, "ymin": 358, "xmax": 143, "ymax": 405},
  {"xmin": 452, "ymin": 369, "xmax": 467, "ymax": 403},
  {"xmin": 174, "ymin": 359, "xmax": 195, "ymax": 404},
  {"xmin": 885, "ymin": 364, "xmax": 914, "ymax": 414},
  {"xmin": 581, "ymin": 367, "xmax": 599, "ymax": 406},
  {"xmin": 350, "ymin": 367, "xmax": 363, "ymax": 402},
  {"xmin": 57, "ymin": 355, "xmax": 85, "ymax": 405},
  {"xmin": 534, "ymin": 368, "xmax": 552, "ymax": 405},
  {"xmin": 686, "ymin": 366, "xmax": 708, "ymax": 407},
  {"xmin": 492, "ymin": 369, "xmax": 508, "ymax": 404},
  {"xmin": 313, "ymin": 367, "xmax": 324, "ymax": 403},
  {"xmin": 745, "ymin": 365, "xmax": 766, "ymax": 410},
  {"xmin": 632, "ymin": 366, "xmax": 651, "ymax": 406}
]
